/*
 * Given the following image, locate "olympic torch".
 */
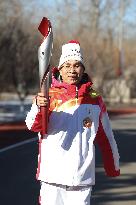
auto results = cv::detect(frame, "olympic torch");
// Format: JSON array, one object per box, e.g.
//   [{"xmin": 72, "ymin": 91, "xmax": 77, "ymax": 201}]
[{"xmin": 38, "ymin": 17, "xmax": 53, "ymax": 136}]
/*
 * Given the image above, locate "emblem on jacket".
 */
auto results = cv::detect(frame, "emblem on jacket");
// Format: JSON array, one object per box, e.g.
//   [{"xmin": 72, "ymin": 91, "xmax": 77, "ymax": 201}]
[{"xmin": 83, "ymin": 117, "xmax": 92, "ymax": 128}]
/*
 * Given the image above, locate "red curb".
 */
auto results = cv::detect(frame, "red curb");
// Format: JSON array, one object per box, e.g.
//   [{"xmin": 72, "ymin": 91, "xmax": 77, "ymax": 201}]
[
  {"xmin": 0, "ymin": 123, "xmax": 27, "ymax": 131},
  {"xmin": 108, "ymin": 108, "xmax": 136, "ymax": 115}
]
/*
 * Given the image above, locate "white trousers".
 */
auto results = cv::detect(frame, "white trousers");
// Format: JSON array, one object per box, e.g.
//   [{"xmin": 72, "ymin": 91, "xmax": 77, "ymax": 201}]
[{"xmin": 39, "ymin": 182, "xmax": 92, "ymax": 205}]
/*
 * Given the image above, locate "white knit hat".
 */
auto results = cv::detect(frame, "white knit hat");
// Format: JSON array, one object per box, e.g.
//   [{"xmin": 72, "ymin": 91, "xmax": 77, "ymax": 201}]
[{"xmin": 58, "ymin": 40, "xmax": 84, "ymax": 68}]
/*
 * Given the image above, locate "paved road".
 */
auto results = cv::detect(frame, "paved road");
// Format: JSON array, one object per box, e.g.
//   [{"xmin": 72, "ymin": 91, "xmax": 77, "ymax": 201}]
[
  {"xmin": 92, "ymin": 114, "xmax": 136, "ymax": 205},
  {"xmin": 0, "ymin": 114, "xmax": 136, "ymax": 205}
]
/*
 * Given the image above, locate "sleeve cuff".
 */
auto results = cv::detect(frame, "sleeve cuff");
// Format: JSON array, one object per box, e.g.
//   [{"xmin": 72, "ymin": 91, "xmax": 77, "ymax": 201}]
[{"xmin": 106, "ymin": 169, "xmax": 120, "ymax": 177}]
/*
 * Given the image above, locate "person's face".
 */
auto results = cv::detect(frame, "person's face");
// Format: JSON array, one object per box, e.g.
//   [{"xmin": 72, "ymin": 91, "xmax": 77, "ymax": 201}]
[{"xmin": 59, "ymin": 60, "xmax": 84, "ymax": 85}]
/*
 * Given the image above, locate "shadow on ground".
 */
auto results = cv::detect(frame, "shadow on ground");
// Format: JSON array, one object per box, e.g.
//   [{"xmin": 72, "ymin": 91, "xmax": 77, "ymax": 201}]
[
  {"xmin": 0, "ymin": 129, "xmax": 136, "ymax": 205},
  {"xmin": 0, "ymin": 129, "xmax": 37, "ymax": 149},
  {"xmin": 0, "ymin": 138, "xmax": 40, "ymax": 205},
  {"xmin": 91, "ymin": 129, "xmax": 136, "ymax": 204}
]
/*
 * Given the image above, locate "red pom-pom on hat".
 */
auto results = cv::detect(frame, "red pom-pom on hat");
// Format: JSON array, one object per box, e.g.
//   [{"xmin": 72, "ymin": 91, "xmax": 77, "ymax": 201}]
[{"xmin": 68, "ymin": 40, "xmax": 80, "ymax": 45}]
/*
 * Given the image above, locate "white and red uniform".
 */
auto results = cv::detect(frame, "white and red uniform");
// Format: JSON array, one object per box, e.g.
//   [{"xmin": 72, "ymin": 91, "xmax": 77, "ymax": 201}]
[{"xmin": 25, "ymin": 74, "xmax": 120, "ymax": 205}]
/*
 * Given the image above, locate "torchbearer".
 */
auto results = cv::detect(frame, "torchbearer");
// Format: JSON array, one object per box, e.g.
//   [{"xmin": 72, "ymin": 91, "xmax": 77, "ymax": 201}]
[{"xmin": 25, "ymin": 33, "xmax": 120, "ymax": 204}]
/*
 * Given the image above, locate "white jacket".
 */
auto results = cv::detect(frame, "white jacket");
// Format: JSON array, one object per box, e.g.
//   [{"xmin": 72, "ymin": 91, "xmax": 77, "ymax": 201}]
[{"xmin": 25, "ymin": 80, "xmax": 120, "ymax": 186}]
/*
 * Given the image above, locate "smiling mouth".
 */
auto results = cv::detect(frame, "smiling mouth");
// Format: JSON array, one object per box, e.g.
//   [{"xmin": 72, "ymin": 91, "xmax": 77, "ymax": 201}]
[
  {"xmin": 68, "ymin": 77, "xmax": 77, "ymax": 81},
  {"xmin": 68, "ymin": 76, "xmax": 77, "ymax": 79}
]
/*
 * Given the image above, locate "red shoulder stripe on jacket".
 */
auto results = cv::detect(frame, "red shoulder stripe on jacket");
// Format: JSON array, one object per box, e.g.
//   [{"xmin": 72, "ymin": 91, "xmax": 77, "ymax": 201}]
[{"xmin": 94, "ymin": 120, "xmax": 120, "ymax": 177}]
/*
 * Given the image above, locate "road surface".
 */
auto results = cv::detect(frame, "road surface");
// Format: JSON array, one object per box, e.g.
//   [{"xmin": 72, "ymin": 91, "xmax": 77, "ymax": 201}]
[{"xmin": 0, "ymin": 114, "xmax": 136, "ymax": 205}]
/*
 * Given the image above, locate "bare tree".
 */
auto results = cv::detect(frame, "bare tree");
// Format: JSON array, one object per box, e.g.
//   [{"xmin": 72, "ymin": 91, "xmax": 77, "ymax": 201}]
[
  {"xmin": 0, "ymin": 0, "xmax": 39, "ymax": 111},
  {"xmin": 0, "ymin": 0, "xmax": 136, "ymax": 100}
]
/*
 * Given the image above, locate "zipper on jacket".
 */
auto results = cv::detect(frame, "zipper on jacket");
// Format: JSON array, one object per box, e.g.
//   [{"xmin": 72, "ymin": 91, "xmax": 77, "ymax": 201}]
[
  {"xmin": 75, "ymin": 86, "xmax": 78, "ymax": 105},
  {"xmin": 75, "ymin": 86, "xmax": 78, "ymax": 98}
]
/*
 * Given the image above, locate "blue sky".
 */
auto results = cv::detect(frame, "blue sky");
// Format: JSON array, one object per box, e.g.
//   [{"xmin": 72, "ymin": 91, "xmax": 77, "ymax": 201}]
[
  {"xmin": 21, "ymin": 0, "xmax": 136, "ymax": 36},
  {"xmin": 31, "ymin": 0, "xmax": 136, "ymax": 23}
]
